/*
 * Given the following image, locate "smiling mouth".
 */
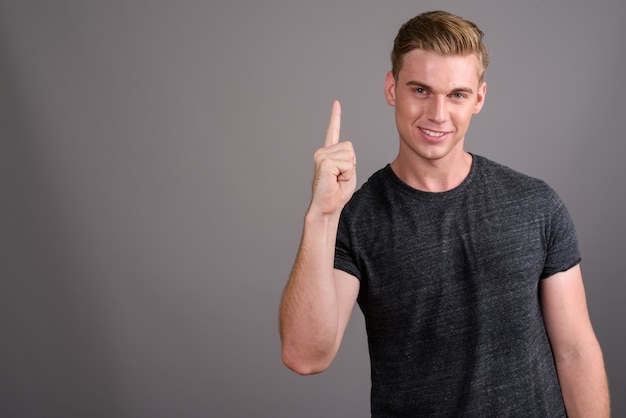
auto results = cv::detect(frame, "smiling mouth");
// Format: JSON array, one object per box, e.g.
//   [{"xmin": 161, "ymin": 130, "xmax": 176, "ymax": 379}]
[{"xmin": 420, "ymin": 128, "xmax": 447, "ymax": 138}]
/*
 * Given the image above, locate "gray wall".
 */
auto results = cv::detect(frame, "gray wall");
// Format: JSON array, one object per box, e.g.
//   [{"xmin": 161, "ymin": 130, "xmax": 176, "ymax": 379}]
[{"xmin": 1, "ymin": 1, "xmax": 624, "ymax": 417}]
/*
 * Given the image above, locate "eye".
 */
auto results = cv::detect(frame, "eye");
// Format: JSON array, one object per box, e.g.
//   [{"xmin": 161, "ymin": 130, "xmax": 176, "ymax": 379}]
[
  {"xmin": 450, "ymin": 92, "xmax": 468, "ymax": 100},
  {"xmin": 413, "ymin": 87, "xmax": 427, "ymax": 95}
]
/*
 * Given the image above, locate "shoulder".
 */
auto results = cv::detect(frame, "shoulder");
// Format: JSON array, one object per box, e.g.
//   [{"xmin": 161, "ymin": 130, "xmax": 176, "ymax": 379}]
[
  {"xmin": 470, "ymin": 155, "xmax": 569, "ymax": 220},
  {"xmin": 474, "ymin": 155, "xmax": 558, "ymax": 199},
  {"xmin": 475, "ymin": 155, "xmax": 542, "ymax": 185},
  {"xmin": 343, "ymin": 166, "xmax": 393, "ymax": 210},
  {"xmin": 337, "ymin": 165, "xmax": 400, "ymax": 231}
]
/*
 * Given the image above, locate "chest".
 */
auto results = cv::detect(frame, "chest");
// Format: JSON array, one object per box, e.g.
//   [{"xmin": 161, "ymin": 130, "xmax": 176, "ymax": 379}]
[{"xmin": 353, "ymin": 193, "xmax": 549, "ymax": 323}]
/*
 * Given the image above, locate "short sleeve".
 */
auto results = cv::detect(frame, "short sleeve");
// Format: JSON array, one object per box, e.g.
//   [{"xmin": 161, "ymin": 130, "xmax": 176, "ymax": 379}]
[
  {"xmin": 334, "ymin": 210, "xmax": 362, "ymax": 280},
  {"xmin": 540, "ymin": 190, "xmax": 581, "ymax": 279}
]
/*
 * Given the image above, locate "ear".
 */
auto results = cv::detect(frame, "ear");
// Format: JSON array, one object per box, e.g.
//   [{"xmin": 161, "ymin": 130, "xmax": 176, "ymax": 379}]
[
  {"xmin": 473, "ymin": 81, "xmax": 487, "ymax": 114},
  {"xmin": 384, "ymin": 71, "xmax": 396, "ymax": 106}
]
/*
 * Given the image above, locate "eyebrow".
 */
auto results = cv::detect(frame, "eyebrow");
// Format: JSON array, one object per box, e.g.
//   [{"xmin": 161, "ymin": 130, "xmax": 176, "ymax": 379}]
[{"xmin": 406, "ymin": 80, "xmax": 474, "ymax": 95}]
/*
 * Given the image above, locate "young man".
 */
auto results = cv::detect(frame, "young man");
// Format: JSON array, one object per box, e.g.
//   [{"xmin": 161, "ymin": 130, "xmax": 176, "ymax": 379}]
[{"xmin": 279, "ymin": 11, "xmax": 609, "ymax": 417}]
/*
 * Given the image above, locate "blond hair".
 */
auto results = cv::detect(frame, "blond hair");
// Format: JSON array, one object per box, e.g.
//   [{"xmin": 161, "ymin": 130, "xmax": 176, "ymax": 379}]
[{"xmin": 391, "ymin": 11, "xmax": 489, "ymax": 82}]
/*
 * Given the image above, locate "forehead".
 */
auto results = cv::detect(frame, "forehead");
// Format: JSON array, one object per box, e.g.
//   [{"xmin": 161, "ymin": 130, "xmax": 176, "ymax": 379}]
[{"xmin": 398, "ymin": 49, "xmax": 481, "ymax": 89}]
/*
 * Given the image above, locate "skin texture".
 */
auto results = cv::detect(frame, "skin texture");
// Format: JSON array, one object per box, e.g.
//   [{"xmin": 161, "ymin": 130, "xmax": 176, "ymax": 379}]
[
  {"xmin": 540, "ymin": 265, "xmax": 610, "ymax": 417},
  {"xmin": 385, "ymin": 49, "xmax": 486, "ymax": 192},
  {"xmin": 279, "ymin": 48, "xmax": 609, "ymax": 416},
  {"xmin": 279, "ymin": 101, "xmax": 359, "ymax": 375}
]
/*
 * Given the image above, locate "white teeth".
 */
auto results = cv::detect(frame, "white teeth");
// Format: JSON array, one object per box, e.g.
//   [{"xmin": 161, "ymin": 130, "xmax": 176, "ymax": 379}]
[{"xmin": 421, "ymin": 128, "xmax": 446, "ymax": 137}]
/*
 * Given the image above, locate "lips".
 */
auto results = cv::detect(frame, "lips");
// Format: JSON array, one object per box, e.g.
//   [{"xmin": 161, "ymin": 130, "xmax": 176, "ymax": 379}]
[{"xmin": 420, "ymin": 128, "xmax": 448, "ymax": 138}]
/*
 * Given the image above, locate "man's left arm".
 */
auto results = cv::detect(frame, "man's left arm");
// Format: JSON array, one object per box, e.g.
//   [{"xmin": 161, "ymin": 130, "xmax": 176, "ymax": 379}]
[{"xmin": 541, "ymin": 264, "xmax": 610, "ymax": 417}]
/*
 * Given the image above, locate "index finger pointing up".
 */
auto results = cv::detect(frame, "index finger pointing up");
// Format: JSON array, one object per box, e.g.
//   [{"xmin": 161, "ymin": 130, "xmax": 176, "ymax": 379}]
[{"xmin": 324, "ymin": 100, "xmax": 341, "ymax": 147}]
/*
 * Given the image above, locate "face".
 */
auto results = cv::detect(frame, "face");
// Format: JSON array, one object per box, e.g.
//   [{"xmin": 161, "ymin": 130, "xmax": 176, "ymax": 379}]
[{"xmin": 385, "ymin": 49, "xmax": 486, "ymax": 164}]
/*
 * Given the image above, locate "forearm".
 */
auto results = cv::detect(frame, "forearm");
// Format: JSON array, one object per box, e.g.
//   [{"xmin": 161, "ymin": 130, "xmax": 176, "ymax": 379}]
[
  {"xmin": 279, "ymin": 212, "xmax": 342, "ymax": 374},
  {"xmin": 555, "ymin": 341, "xmax": 610, "ymax": 417}
]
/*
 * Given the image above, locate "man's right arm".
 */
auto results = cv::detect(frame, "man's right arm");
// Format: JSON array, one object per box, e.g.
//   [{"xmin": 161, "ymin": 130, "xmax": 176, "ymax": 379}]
[{"xmin": 279, "ymin": 101, "xmax": 359, "ymax": 375}]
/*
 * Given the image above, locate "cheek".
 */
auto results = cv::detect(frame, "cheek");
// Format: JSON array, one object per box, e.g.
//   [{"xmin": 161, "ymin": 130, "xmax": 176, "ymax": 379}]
[
  {"xmin": 397, "ymin": 99, "xmax": 422, "ymax": 118},
  {"xmin": 452, "ymin": 109, "xmax": 474, "ymax": 127}
]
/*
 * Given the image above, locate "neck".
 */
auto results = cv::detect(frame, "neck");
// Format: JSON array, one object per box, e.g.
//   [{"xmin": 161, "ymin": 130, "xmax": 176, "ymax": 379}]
[{"xmin": 390, "ymin": 150, "xmax": 473, "ymax": 192}]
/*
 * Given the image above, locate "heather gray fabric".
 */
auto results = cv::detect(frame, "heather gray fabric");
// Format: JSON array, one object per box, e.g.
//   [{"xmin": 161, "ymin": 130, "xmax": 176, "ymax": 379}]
[{"xmin": 335, "ymin": 154, "xmax": 580, "ymax": 417}]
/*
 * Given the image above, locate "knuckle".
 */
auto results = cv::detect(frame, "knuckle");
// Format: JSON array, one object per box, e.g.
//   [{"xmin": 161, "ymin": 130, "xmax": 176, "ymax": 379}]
[{"xmin": 313, "ymin": 147, "xmax": 325, "ymax": 162}]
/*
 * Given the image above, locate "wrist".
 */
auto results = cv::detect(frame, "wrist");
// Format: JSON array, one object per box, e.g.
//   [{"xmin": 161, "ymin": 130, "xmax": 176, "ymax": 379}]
[{"xmin": 304, "ymin": 206, "xmax": 342, "ymax": 226}]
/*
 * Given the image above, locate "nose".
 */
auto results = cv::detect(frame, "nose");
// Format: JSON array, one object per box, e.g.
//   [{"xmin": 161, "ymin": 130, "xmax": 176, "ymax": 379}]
[{"xmin": 427, "ymin": 95, "xmax": 448, "ymax": 123}]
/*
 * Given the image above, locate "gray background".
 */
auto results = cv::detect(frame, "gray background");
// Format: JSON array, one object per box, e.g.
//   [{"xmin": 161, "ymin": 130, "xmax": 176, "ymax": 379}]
[{"xmin": 1, "ymin": 0, "xmax": 624, "ymax": 417}]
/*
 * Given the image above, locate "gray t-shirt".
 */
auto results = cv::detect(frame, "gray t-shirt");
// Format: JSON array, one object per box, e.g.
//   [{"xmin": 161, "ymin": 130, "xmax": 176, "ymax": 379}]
[{"xmin": 335, "ymin": 154, "xmax": 580, "ymax": 417}]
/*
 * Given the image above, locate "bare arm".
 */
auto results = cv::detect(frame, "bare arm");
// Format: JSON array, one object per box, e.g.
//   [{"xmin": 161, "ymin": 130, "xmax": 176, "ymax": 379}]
[
  {"xmin": 541, "ymin": 264, "xmax": 610, "ymax": 417},
  {"xmin": 279, "ymin": 101, "xmax": 359, "ymax": 375}
]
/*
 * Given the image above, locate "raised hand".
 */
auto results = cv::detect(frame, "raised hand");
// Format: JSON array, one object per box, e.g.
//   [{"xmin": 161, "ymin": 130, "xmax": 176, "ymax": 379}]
[{"xmin": 309, "ymin": 100, "xmax": 357, "ymax": 217}]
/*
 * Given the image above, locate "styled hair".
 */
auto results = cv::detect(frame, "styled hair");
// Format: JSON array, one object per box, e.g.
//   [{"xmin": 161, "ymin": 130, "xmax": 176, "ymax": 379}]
[{"xmin": 391, "ymin": 11, "xmax": 489, "ymax": 82}]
